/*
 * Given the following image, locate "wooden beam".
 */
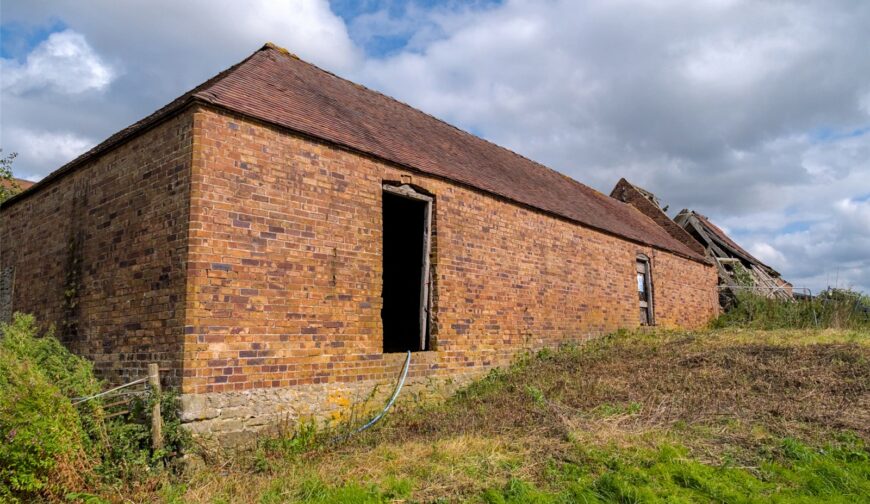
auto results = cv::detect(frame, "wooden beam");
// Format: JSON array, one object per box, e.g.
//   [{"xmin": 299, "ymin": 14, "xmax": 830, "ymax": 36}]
[
  {"xmin": 419, "ymin": 197, "xmax": 432, "ymax": 350},
  {"xmin": 148, "ymin": 363, "xmax": 163, "ymax": 451},
  {"xmin": 383, "ymin": 183, "xmax": 433, "ymax": 202}
]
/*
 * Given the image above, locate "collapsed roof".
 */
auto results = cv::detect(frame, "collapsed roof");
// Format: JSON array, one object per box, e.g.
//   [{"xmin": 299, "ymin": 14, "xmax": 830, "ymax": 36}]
[
  {"xmin": 611, "ymin": 178, "xmax": 791, "ymax": 300},
  {"xmin": 2, "ymin": 43, "xmax": 705, "ymax": 263},
  {"xmin": 675, "ymin": 210, "xmax": 792, "ymax": 299}
]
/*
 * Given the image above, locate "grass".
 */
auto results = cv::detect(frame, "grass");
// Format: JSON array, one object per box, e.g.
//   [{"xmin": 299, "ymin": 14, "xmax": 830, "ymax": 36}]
[
  {"xmin": 715, "ymin": 289, "xmax": 870, "ymax": 330},
  {"xmin": 122, "ymin": 326, "xmax": 869, "ymax": 504}
]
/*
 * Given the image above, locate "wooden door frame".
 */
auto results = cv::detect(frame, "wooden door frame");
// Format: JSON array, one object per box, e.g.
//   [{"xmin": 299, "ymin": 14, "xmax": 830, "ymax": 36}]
[{"xmin": 383, "ymin": 183, "xmax": 433, "ymax": 350}]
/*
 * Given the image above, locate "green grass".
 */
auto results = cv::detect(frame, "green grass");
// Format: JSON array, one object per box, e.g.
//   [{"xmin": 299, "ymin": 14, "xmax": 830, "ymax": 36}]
[
  {"xmin": 6, "ymin": 318, "xmax": 868, "ymax": 503},
  {"xmin": 139, "ymin": 327, "xmax": 869, "ymax": 504},
  {"xmin": 177, "ymin": 429, "xmax": 870, "ymax": 504},
  {"xmin": 482, "ymin": 436, "xmax": 870, "ymax": 504}
]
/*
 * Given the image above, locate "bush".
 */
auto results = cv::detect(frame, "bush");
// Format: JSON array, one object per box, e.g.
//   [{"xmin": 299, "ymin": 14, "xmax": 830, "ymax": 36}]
[
  {"xmin": 0, "ymin": 313, "xmax": 188, "ymax": 501},
  {"xmin": 0, "ymin": 314, "xmax": 94, "ymax": 500},
  {"xmin": 713, "ymin": 288, "xmax": 870, "ymax": 330},
  {"xmin": 100, "ymin": 390, "xmax": 189, "ymax": 484}
]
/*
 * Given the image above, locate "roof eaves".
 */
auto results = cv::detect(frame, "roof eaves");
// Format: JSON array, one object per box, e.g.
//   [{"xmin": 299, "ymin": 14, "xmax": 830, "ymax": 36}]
[
  {"xmin": 1, "ymin": 43, "xmax": 710, "ymax": 266},
  {"xmin": 204, "ymin": 46, "xmax": 710, "ymax": 264}
]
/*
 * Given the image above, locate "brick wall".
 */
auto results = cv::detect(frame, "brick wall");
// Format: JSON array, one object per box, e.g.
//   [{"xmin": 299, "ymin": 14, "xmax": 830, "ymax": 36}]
[
  {"xmin": 182, "ymin": 106, "xmax": 719, "ymax": 400},
  {"xmin": 0, "ymin": 112, "xmax": 193, "ymax": 385},
  {"xmin": 0, "ymin": 103, "xmax": 718, "ymax": 438}
]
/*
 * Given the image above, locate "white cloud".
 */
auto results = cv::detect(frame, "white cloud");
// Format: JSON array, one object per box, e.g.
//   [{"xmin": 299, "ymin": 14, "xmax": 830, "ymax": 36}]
[
  {"xmin": 3, "ymin": 0, "xmax": 360, "ymax": 86},
  {"xmin": 748, "ymin": 242, "xmax": 787, "ymax": 267},
  {"xmin": 734, "ymin": 194, "xmax": 870, "ymax": 292},
  {"xmin": 677, "ymin": 4, "xmax": 816, "ymax": 91},
  {"xmin": 1, "ymin": 30, "xmax": 115, "ymax": 95},
  {"xmin": 3, "ymin": 127, "xmax": 94, "ymax": 175},
  {"xmin": 860, "ymin": 89, "xmax": 870, "ymax": 116},
  {"xmin": 834, "ymin": 197, "xmax": 870, "ymax": 234},
  {"xmin": 1, "ymin": 0, "xmax": 360, "ymax": 177},
  {"xmin": 1, "ymin": 0, "xmax": 869, "ymax": 293},
  {"xmin": 349, "ymin": 0, "xmax": 870, "ymax": 292},
  {"xmin": 220, "ymin": 0, "xmax": 360, "ymax": 71}
]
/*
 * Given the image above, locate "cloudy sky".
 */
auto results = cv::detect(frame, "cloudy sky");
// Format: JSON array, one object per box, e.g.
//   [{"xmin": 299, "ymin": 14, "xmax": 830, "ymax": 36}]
[{"xmin": 2, "ymin": 0, "xmax": 869, "ymax": 293}]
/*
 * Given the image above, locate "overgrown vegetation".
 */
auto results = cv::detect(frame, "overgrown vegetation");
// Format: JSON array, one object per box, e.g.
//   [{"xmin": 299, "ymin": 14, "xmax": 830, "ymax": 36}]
[
  {"xmin": 3, "ymin": 311, "xmax": 868, "ymax": 502},
  {"xmin": 0, "ymin": 313, "xmax": 187, "ymax": 502},
  {"xmin": 714, "ymin": 288, "xmax": 870, "ymax": 330},
  {"xmin": 150, "ymin": 327, "xmax": 869, "ymax": 503}
]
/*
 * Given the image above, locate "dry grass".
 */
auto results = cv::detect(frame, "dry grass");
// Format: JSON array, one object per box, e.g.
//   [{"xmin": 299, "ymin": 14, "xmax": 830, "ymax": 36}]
[
  {"xmin": 127, "ymin": 328, "xmax": 870, "ymax": 503},
  {"xmin": 366, "ymin": 328, "xmax": 868, "ymax": 445}
]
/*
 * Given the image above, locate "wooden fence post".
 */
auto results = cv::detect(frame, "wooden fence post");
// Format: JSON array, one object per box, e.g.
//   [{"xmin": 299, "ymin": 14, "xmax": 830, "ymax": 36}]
[{"xmin": 148, "ymin": 363, "xmax": 163, "ymax": 451}]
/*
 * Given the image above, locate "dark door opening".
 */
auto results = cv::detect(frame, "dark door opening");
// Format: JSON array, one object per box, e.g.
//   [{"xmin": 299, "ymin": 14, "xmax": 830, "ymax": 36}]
[{"xmin": 382, "ymin": 185, "xmax": 432, "ymax": 352}]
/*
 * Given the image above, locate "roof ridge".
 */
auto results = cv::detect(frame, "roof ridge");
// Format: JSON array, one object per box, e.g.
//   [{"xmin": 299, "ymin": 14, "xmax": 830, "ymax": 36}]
[
  {"xmin": 261, "ymin": 42, "xmax": 300, "ymax": 60},
  {"xmin": 256, "ymin": 43, "xmax": 602, "ymax": 196},
  {"xmin": 258, "ymin": 45, "xmax": 659, "ymax": 236}
]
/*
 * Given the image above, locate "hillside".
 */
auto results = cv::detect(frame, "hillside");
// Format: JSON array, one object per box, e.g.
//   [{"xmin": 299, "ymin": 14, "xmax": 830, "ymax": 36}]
[{"xmin": 159, "ymin": 328, "xmax": 869, "ymax": 503}]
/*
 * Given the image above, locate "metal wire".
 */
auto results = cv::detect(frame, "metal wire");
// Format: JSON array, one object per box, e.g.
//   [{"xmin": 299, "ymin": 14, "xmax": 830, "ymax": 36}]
[{"xmin": 72, "ymin": 377, "xmax": 149, "ymax": 405}]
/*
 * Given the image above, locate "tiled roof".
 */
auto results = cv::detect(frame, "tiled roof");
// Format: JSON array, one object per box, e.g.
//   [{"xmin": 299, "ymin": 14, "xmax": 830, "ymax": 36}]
[
  {"xmin": 1, "ymin": 178, "xmax": 34, "ymax": 191},
  {"xmin": 2, "ymin": 44, "xmax": 705, "ymax": 262}
]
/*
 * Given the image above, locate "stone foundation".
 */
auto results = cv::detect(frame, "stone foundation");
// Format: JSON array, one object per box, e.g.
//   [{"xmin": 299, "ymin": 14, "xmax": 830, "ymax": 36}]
[{"xmin": 180, "ymin": 366, "xmax": 481, "ymax": 444}]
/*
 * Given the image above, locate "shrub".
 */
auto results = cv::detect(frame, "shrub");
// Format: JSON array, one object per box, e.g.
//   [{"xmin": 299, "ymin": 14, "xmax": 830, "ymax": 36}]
[
  {"xmin": 0, "ymin": 313, "xmax": 189, "ymax": 500},
  {"xmin": 0, "ymin": 313, "xmax": 101, "ymax": 397},
  {"xmin": 0, "ymin": 315, "xmax": 94, "ymax": 500},
  {"xmin": 99, "ymin": 390, "xmax": 190, "ymax": 484},
  {"xmin": 713, "ymin": 288, "xmax": 870, "ymax": 330},
  {"xmin": 0, "ymin": 314, "xmax": 108, "ymax": 452}
]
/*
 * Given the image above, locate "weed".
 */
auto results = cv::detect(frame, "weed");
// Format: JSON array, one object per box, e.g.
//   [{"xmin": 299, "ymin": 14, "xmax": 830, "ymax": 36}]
[
  {"xmin": 525, "ymin": 385, "xmax": 546, "ymax": 407},
  {"xmin": 714, "ymin": 288, "xmax": 870, "ymax": 330},
  {"xmin": 258, "ymin": 418, "xmax": 321, "ymax": 457}
]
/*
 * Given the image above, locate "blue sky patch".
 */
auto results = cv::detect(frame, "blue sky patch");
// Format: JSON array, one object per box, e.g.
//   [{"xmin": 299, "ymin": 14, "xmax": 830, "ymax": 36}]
[
  {"xmin": 329, "ymin": 0, "xmax": 502, "ymax": 56},
  {"xmin": 809, "ymin": 124, "xmax": 870, "ymax": 144},
  {"xmin": 0, "ymin": 19, "xmax": 67, "ymax": 61},
  {"xmin": 779, "ymin": 220, "xmax": 813, "ymax": 234}
]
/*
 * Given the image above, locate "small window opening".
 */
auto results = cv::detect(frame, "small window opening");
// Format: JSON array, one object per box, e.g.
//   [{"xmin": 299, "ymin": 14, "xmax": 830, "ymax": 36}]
[
  {"xmin": 382, "ymin": 184, "xmax": 432, "ymax": 352},
  {"xmin": 636, "ymin": 256, "xmax": 653, "ymax": 325}
]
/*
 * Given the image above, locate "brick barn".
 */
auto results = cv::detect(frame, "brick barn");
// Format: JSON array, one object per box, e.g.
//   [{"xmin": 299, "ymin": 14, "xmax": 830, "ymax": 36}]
[{"xmin": 0, "ymin": 44, "xmax": 718, "ymax": 437}]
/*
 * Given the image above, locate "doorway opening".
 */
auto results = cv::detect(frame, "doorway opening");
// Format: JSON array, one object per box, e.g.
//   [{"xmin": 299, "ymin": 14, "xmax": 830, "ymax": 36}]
[{"xmin": 382, "ymin": 184, "xmax": 432, "ymax": 353}]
